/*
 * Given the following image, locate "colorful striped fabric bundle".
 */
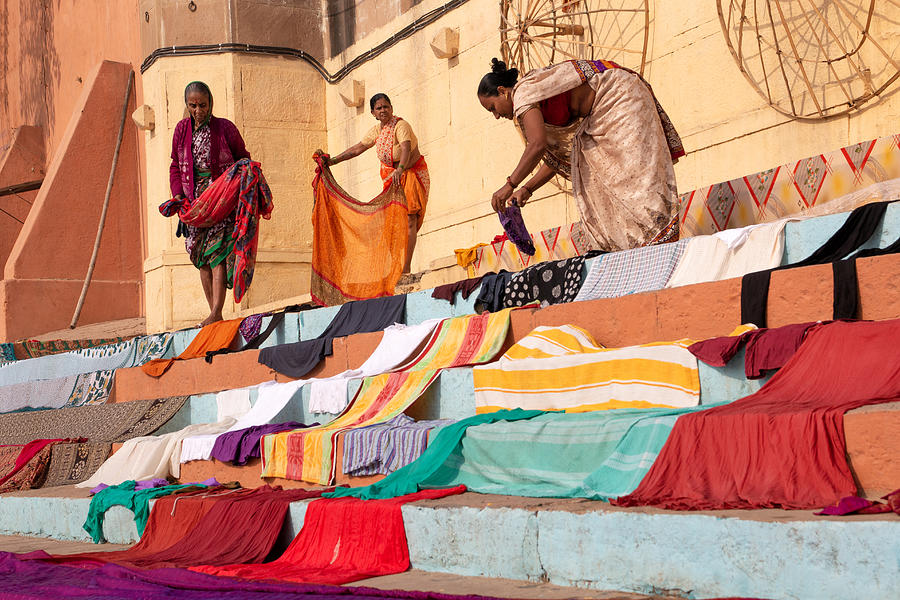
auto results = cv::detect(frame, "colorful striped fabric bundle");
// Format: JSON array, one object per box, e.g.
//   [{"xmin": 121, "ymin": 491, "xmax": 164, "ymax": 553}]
[
  {"xmin": 261, "ymin": 309, "xmax": 514, "ymax": 483},
  {"xmin": 473, "ymin": 325, "xmax": 700, "ymax": 414},
  {"xmin": 341, "ymin": 414, "xmax": 453, "ymax": 477}
]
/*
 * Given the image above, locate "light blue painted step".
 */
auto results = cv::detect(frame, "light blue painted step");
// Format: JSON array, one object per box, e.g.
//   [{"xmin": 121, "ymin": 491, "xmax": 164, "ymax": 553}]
[{"xmin": 1, "ymin": 491, "xmax": 896, "ymax": 600}]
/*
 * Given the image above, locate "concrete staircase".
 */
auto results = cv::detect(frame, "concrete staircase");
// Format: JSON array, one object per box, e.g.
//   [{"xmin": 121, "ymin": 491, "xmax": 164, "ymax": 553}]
[{"xmin": 2, "ymin": 204, "xmax": 900, "ymax": 600}]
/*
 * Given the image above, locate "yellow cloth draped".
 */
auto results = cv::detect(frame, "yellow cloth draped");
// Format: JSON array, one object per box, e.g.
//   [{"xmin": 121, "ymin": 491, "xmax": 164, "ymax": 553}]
[
  {"xmin": 261, "ymin": 309, "xmax": 514, "ymax": 483},
  {"xmin": 310, "ymin": 153, "xmax": 409, "ymax": 306},
  {"xmin": 473, "ymin": 325, "xmax": 700, "ymax": 414}
]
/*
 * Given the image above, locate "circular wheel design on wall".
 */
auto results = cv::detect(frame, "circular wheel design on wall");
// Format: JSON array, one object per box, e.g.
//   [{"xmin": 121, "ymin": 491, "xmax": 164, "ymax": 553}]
[
  {"xmin": 499, "ymin": 0, "xmax": 650, "ymax": 75},
  {"xmin": 717, "ymin": 0, "xmax": 900, "ymax": 120}
]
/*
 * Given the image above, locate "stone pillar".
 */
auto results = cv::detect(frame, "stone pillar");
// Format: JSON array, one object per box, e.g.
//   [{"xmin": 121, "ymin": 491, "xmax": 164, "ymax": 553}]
[{"xmin": 138, "ymin": 1, "xmax": 327, "ymax": 332}]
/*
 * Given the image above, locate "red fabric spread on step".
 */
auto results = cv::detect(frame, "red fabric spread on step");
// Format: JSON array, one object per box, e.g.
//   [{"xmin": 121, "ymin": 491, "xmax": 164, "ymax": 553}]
[
  {"xmin": 192, "ymin": 485, "xmax": 466, "ymax": 584},
  {"xmin": 27, "ymin": 486, "xmax": 324, "ymax": 569},
  {"xmin": 0, "ymin": 439, "xmax": 65, "ymax": 487},
  {"xmin": 615, "ymin": 319, "xmax": 900, "ymax": 510}
]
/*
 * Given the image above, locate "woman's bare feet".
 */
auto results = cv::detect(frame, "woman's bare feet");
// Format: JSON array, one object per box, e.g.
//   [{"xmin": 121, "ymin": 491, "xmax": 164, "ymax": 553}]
[{"xmin": 198, "ymin": 312, "xmax": 223, "ymax": 328}]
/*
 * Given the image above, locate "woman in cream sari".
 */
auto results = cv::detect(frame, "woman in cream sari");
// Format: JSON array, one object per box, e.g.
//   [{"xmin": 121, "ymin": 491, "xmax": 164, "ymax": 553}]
[{"xmin": 478, "ymin": 58, "xmax": 684, "ymax": 251}]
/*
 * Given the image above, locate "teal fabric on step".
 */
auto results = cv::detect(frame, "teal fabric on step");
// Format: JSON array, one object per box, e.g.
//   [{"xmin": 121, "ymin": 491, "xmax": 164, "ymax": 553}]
[
  {"xmin": 327, "ymin": 404, "xmax": 728, "ymax": 501},
  {"xmin": 83, "ymin": 480, "xmax": 196, "ymax": 543},
  {"xmin": 425, "ymin": 405, "xmax": 725, "ymax": 500},
  {"xmin": 324, "ymin": 409, "xmax": 544, "ymax": 500}
]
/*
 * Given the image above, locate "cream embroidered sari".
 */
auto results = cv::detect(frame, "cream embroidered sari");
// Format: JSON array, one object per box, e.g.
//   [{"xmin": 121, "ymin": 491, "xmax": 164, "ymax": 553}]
[{"xmin": 513, "ymin": 61, "xmax": 681, "ymax": 251}]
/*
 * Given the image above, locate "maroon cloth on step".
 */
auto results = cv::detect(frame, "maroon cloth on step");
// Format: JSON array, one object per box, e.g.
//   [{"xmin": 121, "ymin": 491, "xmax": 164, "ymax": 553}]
[
  {"xmin": 193, "ymin": 485, "xmax": 466, "ymax": 585},
  {"xmin": 431, "ymin": 276, "xmax": 485, "ymax": 304},
  {"xmin": 615, "ymin": 319, "xmax": 900, "ymax": 510},
  {"xmin": 29, "ymin": 486, "xmax": 325, "ymax": 570},
  {"xmin": 688, "ymin": 322, "xmax": 818, "ymax": 379}
]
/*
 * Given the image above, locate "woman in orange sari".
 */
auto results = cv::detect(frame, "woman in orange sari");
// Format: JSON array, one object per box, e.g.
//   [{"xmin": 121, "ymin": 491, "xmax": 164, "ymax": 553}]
[{"xmin": 325, "ymin": 93, "xmax": 429, "ymax": 273}]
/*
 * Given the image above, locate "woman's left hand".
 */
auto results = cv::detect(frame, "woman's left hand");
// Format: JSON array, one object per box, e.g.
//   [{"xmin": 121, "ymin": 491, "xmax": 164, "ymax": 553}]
[
  {"xmin": 491, "ymin": 183, "xmax": 514, "ymax": 212},
  {"xmin": 392, "ymin": 168, "xmax": 404, "ymax": 187}
]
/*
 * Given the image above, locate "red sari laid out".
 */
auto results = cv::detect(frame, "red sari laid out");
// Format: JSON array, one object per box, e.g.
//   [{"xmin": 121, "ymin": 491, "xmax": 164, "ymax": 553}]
[
  {"xmin": 193, "ymin": 485, "xmax": 465, "ymax": 584},
  {"xmin": 159, "ymin": 158, "xmax": 273, "ymax": 302},
  {"xmin": 615, "ymin": 319, "xmax": 900, "ymax": 510}
]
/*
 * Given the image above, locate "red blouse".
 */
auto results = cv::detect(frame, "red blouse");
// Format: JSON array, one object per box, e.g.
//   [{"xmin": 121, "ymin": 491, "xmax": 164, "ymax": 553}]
[{"xmin": 539, "ymin": 91, "xmax": 573, "ymax": 126}]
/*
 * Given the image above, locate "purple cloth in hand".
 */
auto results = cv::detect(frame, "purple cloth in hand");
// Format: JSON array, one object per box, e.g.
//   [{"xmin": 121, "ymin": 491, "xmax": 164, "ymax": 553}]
[
  {"xmin": 210, "ymin": 422, "xmax": 309, "ymax": 465},
  {"xmin": 498, "ymin": 205, "xmax": 535, "ymax": 256}
]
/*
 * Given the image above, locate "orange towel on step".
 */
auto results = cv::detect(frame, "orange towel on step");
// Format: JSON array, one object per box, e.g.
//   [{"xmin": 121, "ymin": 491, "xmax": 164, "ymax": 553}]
[{"xmin": 141, "ymin": 319, "xmax": 243, "ymax": 377}]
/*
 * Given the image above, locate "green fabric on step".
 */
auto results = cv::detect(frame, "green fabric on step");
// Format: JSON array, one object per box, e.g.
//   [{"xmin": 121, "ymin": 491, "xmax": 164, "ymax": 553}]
[
  {"xmin": 326, "ymin": 404, "xmax": 727, "ymax": 501},
  {"xmin": 323, "ymin": 409, "xmax": 544, "ymax": 500},
  {"xmin": 431, "ymin": 404, "xmax": 724, "ymax": 500},
  {"xmin": 83, "ymin": 481, "xmax": 197, "ymax": 544}
]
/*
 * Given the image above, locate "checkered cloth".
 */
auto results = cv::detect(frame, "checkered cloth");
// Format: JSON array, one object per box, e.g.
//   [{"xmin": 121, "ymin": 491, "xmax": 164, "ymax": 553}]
[{"xmin": 574, "ymin": 240, "xmax": 686, "ymax": 301}]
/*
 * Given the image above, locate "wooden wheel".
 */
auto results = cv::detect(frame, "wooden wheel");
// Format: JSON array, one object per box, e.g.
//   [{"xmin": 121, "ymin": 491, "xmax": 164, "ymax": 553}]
[
  {"xmin": 499, "ymin": 0, "xmax": 650, "ymax": 75},
  {"xmin": 718, "ymin": 0, "xmax": 900, "ymax": 120}
]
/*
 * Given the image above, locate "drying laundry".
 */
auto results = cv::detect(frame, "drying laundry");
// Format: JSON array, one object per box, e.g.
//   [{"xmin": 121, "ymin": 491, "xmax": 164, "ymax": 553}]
[
  {"xmin": 474, "ymin": 325, "xmax": 700, "ymax": 414},
  {"xmin": 740, "ymin": 201, "xmax": 891, "ymax": 327},
  {"xmin": 193, "ymin": 486, "xmax": 465, "ymax": 585},
  {"xmin": 258, "ymin": 294, "xmax": 406, "ymax": 379},
  {"xmin": 0, "ymin": 369, "xmax": 114, "ymax": 414},
  {"xmin": 667, "ymin": 220, "xmax": 790, "ymax": 288},
  {"xmin": 141, "ymin": 319, "xmax": 242, "ymax": 377},
  {"xmin": 0, "ymin": 395, "xmax": 188, "ymax": 445},
  {"xmin": 574, "ymin": 240, "xmax": 686, "ymax": 300},
  {"xmin": 502, "ymin": 256, "xmax": 585, "ymax": 307},
  {"xmin": 431, "ymin": 275, "xmax": 485, "ymax": 304},
  {"xmin": 342, "ymin": 414, "xmax": 453, "ymax": 477},
  {"xmin": 615, "ymin": 319, "xmax": 900, "ymax": 510},
  {"xmin": 0, "ymin": 334, "xmax": 172, "ymax": 388},
  {"xmin": 262, "ymin": 309, "xmax": 514, "ymax": 483},
  {"xmin": 83, "ymin": 480, "xmax": 215, "ymax": 543},
  {"xmin": 688, "ymin": 322, "xmax": 817, "ymax": 379},
  {"xmin": 78, "ymin": 418, "xmax": 236, "ymax": 488},
  {"xmin": 209, "ymin": 421, "xmax": 307, "ymax": 465}
]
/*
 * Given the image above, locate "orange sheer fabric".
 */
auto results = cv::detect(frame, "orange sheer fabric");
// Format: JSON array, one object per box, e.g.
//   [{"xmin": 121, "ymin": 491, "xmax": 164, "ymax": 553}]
[{"xmin": 310, "ymin": 153, "xmax": 409, "ymax": 306}]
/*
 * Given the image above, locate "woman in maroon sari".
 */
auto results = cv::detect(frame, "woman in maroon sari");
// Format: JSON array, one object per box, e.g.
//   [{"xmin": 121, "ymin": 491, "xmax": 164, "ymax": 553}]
[{"xmin": 169, "ymin": 81, "xmax": 251, "ymax": 326}]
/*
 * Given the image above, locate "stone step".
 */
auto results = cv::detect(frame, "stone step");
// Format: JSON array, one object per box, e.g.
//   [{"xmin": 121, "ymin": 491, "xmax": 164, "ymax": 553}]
[{"xmin": 0, "ymin": 487, "xmax": 896, "ymax": 600}]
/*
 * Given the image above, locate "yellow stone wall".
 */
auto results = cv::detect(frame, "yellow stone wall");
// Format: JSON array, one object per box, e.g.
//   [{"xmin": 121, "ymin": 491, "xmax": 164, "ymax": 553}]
[
  {"xmin": 141, "ymin": 54, "xmax": 325, "ymax": 332},
  {"xmin": 323, "ymin": 0, "xmax": 900, "ymax": 272},
  {"xmin": 139, "ymin": 0, "xmax": 900, "ymax": 328}
]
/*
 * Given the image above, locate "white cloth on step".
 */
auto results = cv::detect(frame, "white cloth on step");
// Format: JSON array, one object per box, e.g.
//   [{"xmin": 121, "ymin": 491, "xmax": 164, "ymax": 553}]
[
  {"xmin": 309, "ymin": 377, "xmax": 350, "ymax": 414},
  {"xmin": 666, "ymin": 219, "xmax": 792, "ymax": 288},
  {"xmin": 216, "ymin": 387, "xmax": 252, "ymax": 421},
  {"xmin": 78, "ymin": 418, "xmax": 236, "ymax": 488}
]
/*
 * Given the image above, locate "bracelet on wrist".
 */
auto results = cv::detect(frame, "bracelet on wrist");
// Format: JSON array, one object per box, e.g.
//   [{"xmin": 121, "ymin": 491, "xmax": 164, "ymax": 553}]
[{"xmin": 506, "ymin": 176, "xmax": 518, "ymax": 189}]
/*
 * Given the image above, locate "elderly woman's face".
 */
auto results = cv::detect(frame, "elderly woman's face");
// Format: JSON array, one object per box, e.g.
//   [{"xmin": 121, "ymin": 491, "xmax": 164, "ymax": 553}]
[
  {"xmin": 479, "ymin": 87, "xmax": 513, "ymax": 120},
  {"xmin": 186, "ymin": 91, "xmax": 211, "ymax": 125},
  {"xmin": 371, "ymin": 98, "xmax": 393, "ymax": 123}
]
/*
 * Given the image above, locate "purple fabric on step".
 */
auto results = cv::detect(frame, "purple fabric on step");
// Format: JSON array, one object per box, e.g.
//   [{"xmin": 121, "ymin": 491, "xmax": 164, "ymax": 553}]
[
  {"xmin": 498, "ymin": 205, "xmax": 535, "ymax": 256},
  {"xmin": 239, "ymin": 313, "xmax": 270, "ymax": 343},
  {"xmin": 134, "ymin": 478, "xmax": 172, "ymax": 491},
  {"xmin": 816, "ymin": 495, "xmax": 893, "ymax": 516},
  {"xmin": 0, "ymin": 551, "xmax": 523, "ymax": 599},
  {"xmin": 91, "ymin": 478, "xmax": 170, "ymax": 495},
  {"xmin": 210, "ymin": 422, "xmax": 308, "ymax": 465}
]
